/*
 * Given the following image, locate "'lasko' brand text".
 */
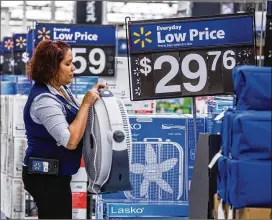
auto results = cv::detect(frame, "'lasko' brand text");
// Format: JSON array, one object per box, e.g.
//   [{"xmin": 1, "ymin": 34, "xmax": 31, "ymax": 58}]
[
  {"xmin": 53, "ymin": 27, "xmax": 98, "ymax": 41},
  {"xmin": 111, "ymin": 207, "xmax": 145, "ymax": 214},
  {"xmin": 156, "ymin": 25, "xmax": 225, "ymax": 43}
]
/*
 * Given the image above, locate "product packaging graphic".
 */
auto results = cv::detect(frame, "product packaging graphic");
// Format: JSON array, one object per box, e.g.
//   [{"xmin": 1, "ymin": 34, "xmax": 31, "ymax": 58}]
[
  {"xmin": 105, "ymin": 202, "xmax": 189, "ymax": 218},
  {"xmin": 100, "ymin": 114, "xmax": 207, "ymax": 217},
  {"xmin": 182, "ymin": 114, "xmax": 205, "ymax": 190},
  {"xmin": 206, "ymin": 97, "xmax": 234, "ymax": 134}
]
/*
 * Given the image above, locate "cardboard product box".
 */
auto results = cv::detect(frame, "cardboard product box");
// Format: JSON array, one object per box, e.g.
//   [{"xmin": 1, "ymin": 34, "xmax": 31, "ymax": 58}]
[
  {"xmin": 7, "ymin": 136, "xmax": 27, "ymax": 178},
  {"xmin": 213, "ymin": 193, "xmax": 229, "ymax": 219},
  {"xmin": 99, "ymin": 57, "xmax": 130, "ymax": 99},
  {"xmin": 1, "ymin": 134, "xmax": 8, "ymax": 173},
  {"xmin": 71, "ymin": 181, "xmax": 87, "ymax": 219},
  {"xmin": 1, "ymin": 95, "xmax": 7, "ymax": 134},
  {"xmin": 122, "ymin": 98, "xmax": 156, "ymax": 114},
  {"xmin": 5, "ymin": 176, "xmax": 25, "ymax": 219},
  {"xmin": 72, "ymin": 157, "xmax": 88, "ymax": 182},
  {"xmin": 235, "ymin": 208, "xmax": 272, "ymax": 219},
  {"xmin": 182, "ymin": 114, "xmax": 206, "ymax": 194},
  {"xmin": 25, "ymin": 191, "xmax": 38, "ymax": 218},
  {"xmin": 128, "ymin": 114, "xmax": 189, "ymax": 202},
  {"xmin": 102, "ymin": 114, "xmax": 190, "ymax": 204},
  {"xmin": 205, "ymin": 98, "xmax": 234, "ymax": 135},
  {"xmin": 1, "ymin": 172, "xmax": 7, "ymax": 214},
  {"xmin": 7, "ymin": 95, "xmax": 27, "ymax": 137}
]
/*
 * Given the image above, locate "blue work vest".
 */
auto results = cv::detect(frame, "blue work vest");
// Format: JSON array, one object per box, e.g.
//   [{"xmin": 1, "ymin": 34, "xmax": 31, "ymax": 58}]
[{"xmin": 23, "ymin": 83, "xmax": 83, "ymax": 176}]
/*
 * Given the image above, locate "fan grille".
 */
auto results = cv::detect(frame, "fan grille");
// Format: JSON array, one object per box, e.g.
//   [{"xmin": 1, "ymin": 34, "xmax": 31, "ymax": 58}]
[
  {"xmin": 83, "ymin": 107, "xmax": 101, "ymax": 184},
  {"xmin": 116, "ymin": 98, "xmax": 132, "ymax": 162},
  {"xmin": 83, "ymin": 97, "xmax": 132, "ymax": 189}
]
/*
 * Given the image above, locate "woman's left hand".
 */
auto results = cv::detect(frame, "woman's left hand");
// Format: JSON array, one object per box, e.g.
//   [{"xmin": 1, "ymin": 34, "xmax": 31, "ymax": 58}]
[{"xmin": 92, "ymin": 83, "xmax": 108, "ymax": 92}]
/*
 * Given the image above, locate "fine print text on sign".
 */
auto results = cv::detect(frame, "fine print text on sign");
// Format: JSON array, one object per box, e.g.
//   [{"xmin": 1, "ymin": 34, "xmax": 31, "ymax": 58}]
[
  {"xmin": 127, "ymin": 12, "xmax": 255, "ymax": 101},
  {"xmin": 34, "ymin": 23, "xmax": 117, "ymax": 76}
]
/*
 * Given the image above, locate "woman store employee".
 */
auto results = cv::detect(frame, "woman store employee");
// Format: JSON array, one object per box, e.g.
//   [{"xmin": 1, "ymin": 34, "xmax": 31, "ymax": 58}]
[{"xmin": 22, "ymin": 40, "xmax": 107, "ymax": 219}]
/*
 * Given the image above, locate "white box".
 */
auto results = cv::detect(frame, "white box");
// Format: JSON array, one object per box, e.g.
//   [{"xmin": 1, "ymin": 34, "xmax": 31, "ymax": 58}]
[
  {"xmin": 1, "ymin": 134, "xmax": 7, "ymax": 173},
  {"xmin": 1, "ymin": 95, "xmax": 7, "ymax": 134},
  {"xmin": 71, "ymin": 181, "xmax": 87, "ymax": 219},
  {"xmin": 7, "ymin": 95, "xmax": 27, "ymax": 137},
  {"xmin": 5, "ymin": 176, "xmax": 25, "ymax": 219},
  {"xmin": 99, "ymin": 57, "xmax": 130, "ymax": 99},
  {"xmin": 1, "ymin": 172, "xmax": 6, "ymax": 213},
  {"xmin": 72, "ymin": 158, "xmax": 88, "ymax": 182},
  {"xmin": 122, "ymin": 98, "xmax": 156, "ymax": 114},
  {"xmin": 7, "ymin": 136, "xmax": 27, "ymax": 178}
]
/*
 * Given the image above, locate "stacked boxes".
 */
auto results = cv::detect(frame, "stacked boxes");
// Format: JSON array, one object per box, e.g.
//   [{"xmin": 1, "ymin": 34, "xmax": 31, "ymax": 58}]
[
  {"xmin": 71, "ymin": 181, "xmax": 88, "ymax": 219},
  {"xmin": 71, "ymin": 97, "xmax": 89, "ymax": 220},
  {"xmin": 206, "ymin": 96, "xmax": 234, "ymax": 135},
  {"xmin": 182, "ymin": 114, "xmax": 205, "ymax": 191},
  {"xmin": 1, "ymin": 95, "xmax": 27, "ymax": 219},
  {"xmin": 215, "ymin": 66, "xmax": 272, "ymax": 218},
  {"xmin": 71, "ymin": 159, "xmax": 88, "ymax": 219},
  {"xmin": 99, "ymin": 114, "xmax": 206, "ymax": 218},
  {"xmin": 0, "ymin": 94, "xmax": 88, "ymax": 219}
]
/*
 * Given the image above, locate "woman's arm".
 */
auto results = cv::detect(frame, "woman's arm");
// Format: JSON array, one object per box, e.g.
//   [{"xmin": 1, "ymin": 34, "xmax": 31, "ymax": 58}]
[
  {"xmin": 32, "ymin": 84, "xmax": 107, "ymax": 150},
  {"xmin": 32, "ymin": 95, "xmax": 92, "ymax": 150},
  {"xmin": 66, "ymin": 102, "xmax": 91, "ymax": 150},
  {"xmin": 67, "ymin": 84, "xmax": 106, "ymax": 150}
]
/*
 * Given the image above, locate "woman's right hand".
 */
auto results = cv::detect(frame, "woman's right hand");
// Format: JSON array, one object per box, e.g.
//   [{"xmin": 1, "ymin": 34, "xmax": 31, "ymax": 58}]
[{"xmin": 81, "ymin": 89, "xmax": 100, "ymax": 107}]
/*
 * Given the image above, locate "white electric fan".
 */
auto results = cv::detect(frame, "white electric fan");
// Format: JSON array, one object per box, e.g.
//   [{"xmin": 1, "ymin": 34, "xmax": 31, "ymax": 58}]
[{"xmin": 82, "ymin": 88, "xmax": 132, "ymax": 194}]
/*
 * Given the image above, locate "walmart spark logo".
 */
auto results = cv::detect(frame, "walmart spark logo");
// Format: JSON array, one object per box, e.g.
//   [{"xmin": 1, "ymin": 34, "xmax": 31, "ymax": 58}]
[
  {"xmin": 37, "ymin": 27, "xmax": 51, "ymax": 41},
  {"xmin": 16, "ymin": 36, "xmax": 26, "ymax": 48},
  {"xmin": 133, "ymin": 27, "xmax": 152, "ymax": 48},
  {"xmin": 4, "ymin": 39, "xmax": 13, "ymax": 51}
]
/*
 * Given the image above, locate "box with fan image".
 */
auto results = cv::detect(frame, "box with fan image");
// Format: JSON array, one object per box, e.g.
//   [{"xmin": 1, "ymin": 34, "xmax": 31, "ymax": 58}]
[
  {"xmin": 182, "ymin": 114, "xmax": 206, "ymax": 192},
  {"xmin": 206, "ymin": 96, "xmax": 234, "ymax": 135},
  {"xmin": 102, "ymin": 114, "xmax": 192, "ymax": 205},
  {"xmin": 71, "ymin": 76, "xmax": 98, "ymax": 95}
]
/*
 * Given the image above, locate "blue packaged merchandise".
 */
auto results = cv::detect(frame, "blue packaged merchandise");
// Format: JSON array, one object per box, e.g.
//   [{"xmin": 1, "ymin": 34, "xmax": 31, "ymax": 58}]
[
  {"xmin": 101, "ymin": 114, "xmax": 195, "ymax": 217},
  {"xmin": 232, "ymin": 65, "xmax": 272, "ymax": 110},
  {"xmin": 71, "ymin": 76, "xmax": 98, "ymax": 95},
  {"xmin": 231, "ymin": 111, "xmax": 272, "ymax": 160},
  {"xmin": 227, "ymin": 159, "xmax": 272, "ymax": 208},
  {"xmin": 110, "ymin": 114, "xmax": 188, "ymax": 202},
  {"xmin": 1, "ymin": 81, "xmax": 16, "ymax": 95},
  {"xmin": 222, "ymin": 110, "xmax": 271, "ymax": 160},
  {"xmin": 206, "ymin": 97, "xmax": 234, "ymax": 135},
  {"xmin": 182, "ymin": 114, "xmax": 205, "ymax": 191},
  {"xmin": 216, "ymin": 156, "xmax": 228, "ymax": 202},
  {"xmin": 221, "ymin": 108, "xmax": 236, "ymax": 156}
]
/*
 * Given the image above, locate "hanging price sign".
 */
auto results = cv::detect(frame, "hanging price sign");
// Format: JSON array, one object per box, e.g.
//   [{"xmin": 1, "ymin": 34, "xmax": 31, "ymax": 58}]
[
  {"xmin": 127, "ymin": 12, "xmax": 256, "ymax": 101},
  {"xmin": 13, "ymin": 33, "xmax": 27, "ymax": 74},
  {"xmin": 1, "ymin": 37, "xmax": 14, "ymax": 74},
  {"xmin": 34, "ymin": 23, "xmax": 117, "ymax": 76}
]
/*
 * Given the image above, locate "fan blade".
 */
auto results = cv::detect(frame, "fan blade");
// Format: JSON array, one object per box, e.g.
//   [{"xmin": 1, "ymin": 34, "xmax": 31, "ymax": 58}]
[
  {"xmin": 130, "ymin": 163, "xmax": 145, "ymax": 174},
  {"xmin": 145, "ymin": 144, "xmax": 157, "ymax": 164},
  {"xmin": 159, "ymin": 158, "xmax": 178, "ymax": 172},
  {"xmin": 140, "ymin": 178, "xmax": 150, "ymax": 197},
  {"xmin": 156, "ymin": 177, "xmax": 173, "ymax": 194}
]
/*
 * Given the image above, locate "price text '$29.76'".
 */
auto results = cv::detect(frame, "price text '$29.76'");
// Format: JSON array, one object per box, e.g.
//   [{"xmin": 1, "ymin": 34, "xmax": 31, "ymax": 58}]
[{"xmin": 137, "ymin": 50, "xmax": 236, "ymax": 94}]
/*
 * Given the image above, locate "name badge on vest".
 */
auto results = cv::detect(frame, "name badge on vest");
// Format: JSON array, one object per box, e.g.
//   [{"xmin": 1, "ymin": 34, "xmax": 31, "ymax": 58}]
[{"xmin": 65, "ymin": 104, "xmax": 72, "ymax": 110}]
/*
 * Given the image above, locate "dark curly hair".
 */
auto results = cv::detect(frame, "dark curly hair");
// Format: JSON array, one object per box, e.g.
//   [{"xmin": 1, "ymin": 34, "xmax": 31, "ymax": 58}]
[{"xmin": 27, "ymin": 40, "xmax": 71, "ymax": 84}]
